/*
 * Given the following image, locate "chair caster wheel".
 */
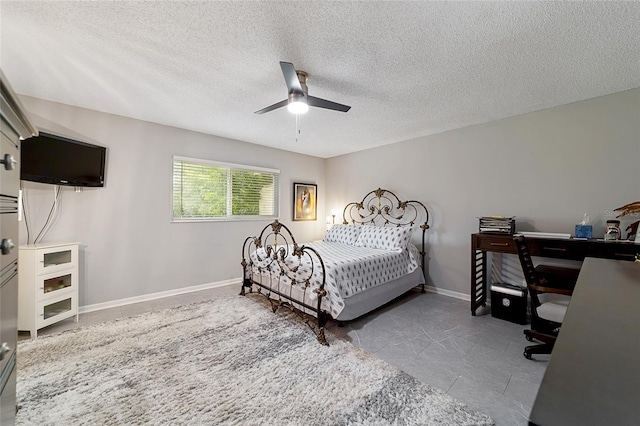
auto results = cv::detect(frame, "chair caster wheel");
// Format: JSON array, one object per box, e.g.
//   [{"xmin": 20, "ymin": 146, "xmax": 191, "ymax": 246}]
[
  {"xmin": 526, "ymin": 336, "xmax": 534, "ymax": 342},
  {"xmin": 524, "ymin": 352, "xmax": 532, "ymax": 360}
]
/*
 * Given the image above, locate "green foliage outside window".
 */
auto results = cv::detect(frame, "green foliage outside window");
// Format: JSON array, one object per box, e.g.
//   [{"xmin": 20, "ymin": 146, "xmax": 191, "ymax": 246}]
[{"xmin": 172, "ymin": 157, "xmax": 279, "ymax": 221}]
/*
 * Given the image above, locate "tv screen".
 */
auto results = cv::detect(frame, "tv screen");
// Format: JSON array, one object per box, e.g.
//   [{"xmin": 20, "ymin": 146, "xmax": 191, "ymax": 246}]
[{"xmin": 21, "ymin": 132, "xmax": 106, "ymax": 187}]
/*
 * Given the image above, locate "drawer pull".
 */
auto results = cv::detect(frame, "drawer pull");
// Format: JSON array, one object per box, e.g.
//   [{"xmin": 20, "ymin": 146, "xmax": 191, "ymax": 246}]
[
  {"xmin": 490, "ymin": 242, "xmax": 509, "ymax": 247},
  {"xmin": 615, "ymin": 253, "xmax": 635, "ymax": 259},
  {"xmin": 0, "ymin": 238, "xmax": 15, "ymax": 255},
  {"xmin": 543, "ymin": 247, "xmax": 567, "ymax": 252},
  {"xmin": 0, "ymin": 342, "xmax": 10, "ymax": 360},
  {"xmin": 0, "ymin": 153, "xmax": 17, "ymax": 171}
]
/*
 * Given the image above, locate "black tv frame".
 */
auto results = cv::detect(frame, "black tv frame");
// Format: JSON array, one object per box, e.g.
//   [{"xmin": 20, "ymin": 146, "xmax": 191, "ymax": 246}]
[{"xmin": 20, "ymin": 132, "xmax": 107, "ymax": 187}]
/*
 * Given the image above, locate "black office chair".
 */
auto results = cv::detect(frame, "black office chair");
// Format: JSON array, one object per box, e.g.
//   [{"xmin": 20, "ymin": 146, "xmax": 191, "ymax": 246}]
[{"xmin": 513, "ymin": 235, "xmax": 580, "ymax": 360}]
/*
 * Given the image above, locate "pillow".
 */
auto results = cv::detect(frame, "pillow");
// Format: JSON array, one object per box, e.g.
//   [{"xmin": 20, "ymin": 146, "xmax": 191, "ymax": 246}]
[
  {"xmin": 354, "ymin": 225, "xmax": 413, "ymax": 251},
  {"xmin": 323, "ymin": 224, "xmax": 363, "ymax": 245}
]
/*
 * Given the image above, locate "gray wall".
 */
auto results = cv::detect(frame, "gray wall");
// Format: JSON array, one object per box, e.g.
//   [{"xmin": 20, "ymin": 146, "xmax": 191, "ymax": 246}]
[
  {"xmin": 19, "ymin": 97, "xmax": 327, "ymax": 307},
  {"xmin": 19, "ymin": 90, "xmax": 640, "ymax": 307},
  {"xmin": 325, "ymin": 89, "xmax": 640, "ymax": 296}
]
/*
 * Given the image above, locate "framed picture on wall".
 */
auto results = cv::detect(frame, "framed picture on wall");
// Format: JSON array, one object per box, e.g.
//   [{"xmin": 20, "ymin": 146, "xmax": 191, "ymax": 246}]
[{"xmin": 293, "ymin": 182, "xmax": 317, "ymax": 221}]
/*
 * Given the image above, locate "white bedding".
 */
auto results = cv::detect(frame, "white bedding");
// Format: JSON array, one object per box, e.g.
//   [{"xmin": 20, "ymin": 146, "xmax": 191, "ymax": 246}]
[{"xmin": 250, "ymin": 241, "xmax": 420, "ymax": 318}]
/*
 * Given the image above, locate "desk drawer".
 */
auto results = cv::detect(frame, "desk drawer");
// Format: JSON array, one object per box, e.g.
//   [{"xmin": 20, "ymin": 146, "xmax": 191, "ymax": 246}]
[
  {"xmin": 534, "ymin": 239, "xmax": 587, "ymax": 260},
  {"xmin": 476, "ymin": 235, "xmax": 515, "ymax": 253},
  {"xmin": 589, "ymin": 241, "xmax": 639, "ymax": 261}
]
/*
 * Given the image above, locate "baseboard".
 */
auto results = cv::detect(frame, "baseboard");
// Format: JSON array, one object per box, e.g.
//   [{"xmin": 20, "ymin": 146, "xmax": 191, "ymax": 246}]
[
  {"xmin": 80, "ymin": 280, "xmax": 470, "ymax": 313},
  {"xmin": 424, "ymin": 284, "xmax": 470, "ymax": 302},
  {"xmin": 79, "ymin": 278, "xmax": 242, "ymax": 314}
]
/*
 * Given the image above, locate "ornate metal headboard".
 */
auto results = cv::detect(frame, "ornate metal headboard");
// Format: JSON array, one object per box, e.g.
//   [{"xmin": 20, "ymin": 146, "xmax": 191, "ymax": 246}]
[
  {"xmin": 342, "ymin": 188, "xmax": 430, "ymax": 228},
  {"xmin": 342, "ymin": 188, "xmax": 431, "ymax": 285}
]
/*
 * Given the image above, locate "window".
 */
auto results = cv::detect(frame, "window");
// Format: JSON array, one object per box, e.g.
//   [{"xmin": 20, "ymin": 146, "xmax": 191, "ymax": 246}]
[{"xmin": 172, "ymin": 156, "xmax": 279, "ymax": 222}]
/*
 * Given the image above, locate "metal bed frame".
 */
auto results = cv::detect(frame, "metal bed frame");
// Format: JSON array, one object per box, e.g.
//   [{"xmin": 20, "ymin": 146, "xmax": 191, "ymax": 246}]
[{"xmin": 240, "ymin": 188, "xmax": 430, "ymax": 345}]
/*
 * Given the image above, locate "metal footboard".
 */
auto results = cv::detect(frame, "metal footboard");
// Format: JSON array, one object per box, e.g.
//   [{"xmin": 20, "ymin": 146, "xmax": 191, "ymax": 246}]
[{"xmin": 241, "ymin": 220, "xmax": 329, "ymax": 345}]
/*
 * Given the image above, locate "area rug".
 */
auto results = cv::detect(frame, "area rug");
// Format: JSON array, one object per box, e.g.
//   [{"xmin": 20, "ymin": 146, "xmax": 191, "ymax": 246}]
[{"xmin": 17, "ymin": 295, "xmax": 493, "ymax": 425}]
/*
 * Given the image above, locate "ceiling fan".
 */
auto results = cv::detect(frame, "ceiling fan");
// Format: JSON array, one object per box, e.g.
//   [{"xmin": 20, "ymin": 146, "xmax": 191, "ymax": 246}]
[{"xmin": 255, "ymin": 61, "xmax": 351, "ymax": 115}]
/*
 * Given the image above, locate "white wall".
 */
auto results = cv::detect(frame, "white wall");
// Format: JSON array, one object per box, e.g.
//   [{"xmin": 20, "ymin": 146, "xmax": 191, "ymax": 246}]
[
  {"xmin": 19, "ymin": 97, "xmax": 327, "ymax": 307},
  {"xmin": 325, "ymin": 89, "xmax": 640, "ymax": 296}
]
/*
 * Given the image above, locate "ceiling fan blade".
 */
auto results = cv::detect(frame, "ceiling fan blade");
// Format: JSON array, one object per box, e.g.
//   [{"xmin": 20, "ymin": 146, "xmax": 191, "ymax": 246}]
[
  {"xmin": 254, "ymin": 99, "xmax": 288, "ymax": 115},
  {"xmin": 307, "ymin": 96, "xmax": 351, "ymax": 112},
  {"xmin": 280, "ymin": 61, "xmax": 303, "ymax": 94}
]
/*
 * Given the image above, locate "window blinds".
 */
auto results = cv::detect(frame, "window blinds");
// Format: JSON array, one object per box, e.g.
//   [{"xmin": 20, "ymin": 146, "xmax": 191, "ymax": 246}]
[{"xmin": 172, "ymin": 156, "xmax": 279, "ymax": 221}]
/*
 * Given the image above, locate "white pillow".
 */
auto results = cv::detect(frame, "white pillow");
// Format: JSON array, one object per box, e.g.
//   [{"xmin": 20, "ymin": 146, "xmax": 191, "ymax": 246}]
[
  {"xmin": 354, "ymin": 225, "xmax": 413, "ymax": 251},
  {"xmin": 323, "ymin": 224, "xmax": 363, "ymax": 245}
]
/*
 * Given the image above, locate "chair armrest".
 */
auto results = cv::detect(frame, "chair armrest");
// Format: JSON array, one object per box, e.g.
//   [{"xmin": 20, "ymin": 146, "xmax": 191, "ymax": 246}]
[{"xmin": 529, "ymin": 284, "xmax": 573, "ymax": 296}]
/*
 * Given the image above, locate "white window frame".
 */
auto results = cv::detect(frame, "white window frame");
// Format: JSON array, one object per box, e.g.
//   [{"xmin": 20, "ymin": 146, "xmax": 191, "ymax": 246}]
[{"xmin": 171, "ymin": 155, "xmax": 280, "ymax": 223}]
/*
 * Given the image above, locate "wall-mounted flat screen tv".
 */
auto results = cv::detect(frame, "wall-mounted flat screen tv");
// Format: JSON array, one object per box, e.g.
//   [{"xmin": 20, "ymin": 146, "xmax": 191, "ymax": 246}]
[{"xmin": 21, "ymin": 132, "xmax": 106, "ymax": 187}]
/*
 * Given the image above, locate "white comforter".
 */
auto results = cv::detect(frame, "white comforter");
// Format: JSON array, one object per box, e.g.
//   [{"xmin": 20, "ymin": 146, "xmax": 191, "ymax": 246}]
[{"xmin": 250, "ymin": 241, "xmax": 419, "ymax": 317}]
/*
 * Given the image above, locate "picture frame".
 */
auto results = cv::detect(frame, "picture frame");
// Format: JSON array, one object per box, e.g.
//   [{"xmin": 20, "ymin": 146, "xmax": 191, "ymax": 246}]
[{"xmin": 293, "ymin": 182, "xmax": 317, "ymax": 221}]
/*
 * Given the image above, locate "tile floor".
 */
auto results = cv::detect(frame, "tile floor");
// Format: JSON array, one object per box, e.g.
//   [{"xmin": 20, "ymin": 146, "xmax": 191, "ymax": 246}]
[
  {"xmin": 327, "ymin": 289, "xmax": 548, "ymax": 426},
  {"xmin": 20, "ymin": 284, "xmax": 548, "ymax": 426}
]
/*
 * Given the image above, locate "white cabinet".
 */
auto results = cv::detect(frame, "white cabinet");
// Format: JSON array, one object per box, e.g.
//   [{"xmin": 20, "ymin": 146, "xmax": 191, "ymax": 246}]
[{"xmin": 18, "ymin": 242, "xmax": 80, "ymax": 338}]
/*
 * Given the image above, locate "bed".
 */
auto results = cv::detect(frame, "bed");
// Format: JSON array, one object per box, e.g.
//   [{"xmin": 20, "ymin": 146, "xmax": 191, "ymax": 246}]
[{"xmin": 240, "ymin": 188, "xmax": 430, "ymax": 345}]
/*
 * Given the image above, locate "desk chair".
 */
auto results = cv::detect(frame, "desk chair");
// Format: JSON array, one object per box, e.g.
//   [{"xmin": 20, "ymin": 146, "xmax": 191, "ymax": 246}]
[{"xmin": 513, "ymin": 235, "xmax": 580, "ymax": 360}]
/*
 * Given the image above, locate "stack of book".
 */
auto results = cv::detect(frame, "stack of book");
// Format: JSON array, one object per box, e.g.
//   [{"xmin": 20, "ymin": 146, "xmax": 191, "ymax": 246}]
[{"xmin": 479, "ymin": 216, "xmax": 516, "ymax": 234}]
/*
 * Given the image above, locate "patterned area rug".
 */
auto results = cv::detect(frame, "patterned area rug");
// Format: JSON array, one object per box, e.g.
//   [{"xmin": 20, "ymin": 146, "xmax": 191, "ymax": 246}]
[{"xmin": 17, "ymin": 296, "xmax": 493, "ymax": 425}]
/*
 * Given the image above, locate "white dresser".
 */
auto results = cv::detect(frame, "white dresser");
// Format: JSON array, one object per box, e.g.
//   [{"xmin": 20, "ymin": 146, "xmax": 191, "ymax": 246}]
[{"xmin": 18, "ymin": 242, "xmax": 80, "ymax": 338}]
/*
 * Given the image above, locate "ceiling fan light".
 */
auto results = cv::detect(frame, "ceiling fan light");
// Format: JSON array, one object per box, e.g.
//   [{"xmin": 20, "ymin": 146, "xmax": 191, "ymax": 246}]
[{"xmin": 287, "ymin": 99, "xmax": 309, "ymax": 114}]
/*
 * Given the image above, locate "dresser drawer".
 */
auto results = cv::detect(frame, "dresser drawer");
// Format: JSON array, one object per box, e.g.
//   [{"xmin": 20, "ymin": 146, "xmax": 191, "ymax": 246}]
[
  {"xmin": 0, "ymin": 353, "xmax": 16, "ymax": 426},
  {"xmin": 0, "ymin": 273, "xmax": 18, "ymax": 377},
  {"xmin": 0, "ymin": 209, "xmax": 18, "ymax": 271},
  {"xmin": 36, "ymin": 291, "xmax": 77, "ymax": 329},
  {"xmin": 35, "ymin": 244, "xmax": 78, "ymax": 276},
  {"xmin": 0, "ymin": 133, "xmax": 19, "ymax": 198},
  {"xmin": 36, "ymin": 269, "xmax": 78, "ymax": 302}
]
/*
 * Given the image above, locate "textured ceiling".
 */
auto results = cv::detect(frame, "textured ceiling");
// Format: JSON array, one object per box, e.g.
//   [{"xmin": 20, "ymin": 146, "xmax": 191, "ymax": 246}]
[{"xmin": 2, "ymin": 1, "xmax": 639, "ymax": 158}]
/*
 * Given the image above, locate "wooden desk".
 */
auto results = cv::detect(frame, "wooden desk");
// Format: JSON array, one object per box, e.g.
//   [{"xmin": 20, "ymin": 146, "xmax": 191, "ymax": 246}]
[
  {"xmin": 528, "ymin": 258, "xmax": 640, "ymax": 426},
  {"xmin": 471, "ymin": 233, "xmax": 640, "ymax": 315}
]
